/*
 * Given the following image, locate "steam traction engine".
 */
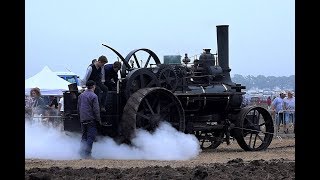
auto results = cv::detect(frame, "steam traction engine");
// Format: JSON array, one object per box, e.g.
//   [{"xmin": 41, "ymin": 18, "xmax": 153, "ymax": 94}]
[{"xmin": 63, "ymin": 25, "xmax": 274, "ymax": 151}]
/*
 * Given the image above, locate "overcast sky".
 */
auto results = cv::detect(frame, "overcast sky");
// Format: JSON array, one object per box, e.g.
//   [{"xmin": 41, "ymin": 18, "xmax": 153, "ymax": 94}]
[{"xmin": 25, "ymin": 0, "xmax": 294, "ymax": 79}]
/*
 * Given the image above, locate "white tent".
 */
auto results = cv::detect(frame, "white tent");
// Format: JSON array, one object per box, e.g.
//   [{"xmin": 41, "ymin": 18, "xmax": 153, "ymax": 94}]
[{"xmin": 25, "ymin": 66, "xmax": 71, "ymax": 96}]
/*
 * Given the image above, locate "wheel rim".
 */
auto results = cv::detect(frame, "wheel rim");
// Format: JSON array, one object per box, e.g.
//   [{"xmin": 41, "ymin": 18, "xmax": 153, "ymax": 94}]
[{"xmin": 121, "ymin": 48, "xmax": 162, "ymax": 77}]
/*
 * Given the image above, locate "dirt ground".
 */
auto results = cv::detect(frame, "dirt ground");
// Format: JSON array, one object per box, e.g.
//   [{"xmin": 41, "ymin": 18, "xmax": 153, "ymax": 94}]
[{"xmin": 25, "ymin": 137, "xmax": 295, "ymax": 180}]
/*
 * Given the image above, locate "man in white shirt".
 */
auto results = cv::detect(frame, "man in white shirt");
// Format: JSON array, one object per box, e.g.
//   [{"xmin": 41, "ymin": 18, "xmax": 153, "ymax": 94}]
[{"xmin": 58, "ymin": 97, "xmax": 64, "ymax": 116}]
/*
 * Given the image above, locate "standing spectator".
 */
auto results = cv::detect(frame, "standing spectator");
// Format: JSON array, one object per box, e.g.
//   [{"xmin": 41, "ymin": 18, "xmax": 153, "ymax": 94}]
[
  {"xmin": 284, "ymin": 91, "xmax": 295, "ymax": 132},
  {"xmin": 54, "ymin": 96, "xmax": 65, "ymax": 129},
  {"xmin": 46, "ymin": 96, "xmax": 59, "ymax": 125},
  {"xmin": 241, "ymin": 94, "xmax": 250, "ymax": 108},
  {"xmin": 25, "ymin": 87, "xmax": 46, "ymax": 121},
  {"xmin": 102, "ymin": 61, "xmax": 122, "ymax": 91},
  {"xmin": 271, "ymin": 91, "xmax": 287, "ymax": 133},
  {"xmin": 82, "ymin": 55, "xmax": 108, "ymax": 112},
  {"xmin": 25, "ymin": 95, "xmax": 32, "ymax": 118},
  {"xmin": 77, "ymin": 80, "xmax": 101, "ymax": 159},
  {"xmin": 58, "ymin": 97, "xmax": 64, "ymax": 116},
  {"xmin": 48, "ymin": 96, "xmax": 58, "ymax": 109},
  {"xmin": 25, "ymin": 95, "xmax": 31, "ymax": 106},
  {"xmin": 267, "ymin": 96, "xmax": 272, "ymax": 109}
]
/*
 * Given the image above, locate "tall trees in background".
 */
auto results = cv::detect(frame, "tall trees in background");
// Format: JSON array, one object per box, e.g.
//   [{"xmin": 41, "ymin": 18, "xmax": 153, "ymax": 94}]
[{"xmin": 231, "ymin": 74, "xmax": 295, "ymax": 90}]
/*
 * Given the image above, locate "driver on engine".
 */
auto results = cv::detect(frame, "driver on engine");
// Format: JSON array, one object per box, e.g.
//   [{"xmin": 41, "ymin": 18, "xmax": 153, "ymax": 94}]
[{"xmin": 102, "ymin": 61, "xmax": 122, "ymax": 91}]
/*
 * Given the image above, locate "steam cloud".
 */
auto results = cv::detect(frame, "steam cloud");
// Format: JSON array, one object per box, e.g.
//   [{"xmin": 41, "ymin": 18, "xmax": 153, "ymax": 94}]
[{"xmin": 25, "ymin": 120, "xmax": 201, "ymax": 160}]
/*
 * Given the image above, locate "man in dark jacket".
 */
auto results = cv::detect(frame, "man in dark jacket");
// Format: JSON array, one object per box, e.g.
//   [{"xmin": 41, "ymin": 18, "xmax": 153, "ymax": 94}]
[
  {"xmin": 77, "ymin": 80, "xmax": 101, "ymax": 159},
  {"xmin": 82, "ymin": 55, "xmax": 108, "ymax": 112},
  {"xmin": 102, "ymin": 61, "xmax": 121, "ymax": 91}
]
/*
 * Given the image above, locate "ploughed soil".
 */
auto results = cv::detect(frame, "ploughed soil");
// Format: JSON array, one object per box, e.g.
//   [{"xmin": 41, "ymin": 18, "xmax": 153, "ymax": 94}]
[{"xmin": 25, "ymin": 137, "xmax": 295, "ymax": 179}]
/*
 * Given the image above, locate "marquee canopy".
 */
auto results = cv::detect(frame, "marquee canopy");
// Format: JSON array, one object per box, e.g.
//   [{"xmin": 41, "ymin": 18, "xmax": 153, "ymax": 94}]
[{"xmin": 25, "ymin": 66, "xmax": 71, "ymax": 96}]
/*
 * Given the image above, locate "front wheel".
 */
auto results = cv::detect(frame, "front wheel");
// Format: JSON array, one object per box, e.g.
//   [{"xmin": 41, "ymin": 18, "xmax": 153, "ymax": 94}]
[{"xmin": 233, "ymin": 106, "xmax": 274, "ymax": 151}]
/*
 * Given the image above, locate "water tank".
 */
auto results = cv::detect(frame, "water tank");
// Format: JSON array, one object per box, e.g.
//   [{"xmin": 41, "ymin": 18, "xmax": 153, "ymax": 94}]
[{"xmin": 163, "ymin": 55, "xmax": 182, "ymax": 64}]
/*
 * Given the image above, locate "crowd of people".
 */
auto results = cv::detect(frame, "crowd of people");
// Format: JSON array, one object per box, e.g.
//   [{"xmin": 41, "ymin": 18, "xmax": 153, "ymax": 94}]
[
  {"xmin": 241, "ymin": 90, "xmax": 295, "ymax": 134},
  {"xmin": 25, "ymin": 88, "xmax": 62, "ymax": 127},
  {"xmin": 271, "ymin": 90, "xmax": 295, "ymax": 134}
]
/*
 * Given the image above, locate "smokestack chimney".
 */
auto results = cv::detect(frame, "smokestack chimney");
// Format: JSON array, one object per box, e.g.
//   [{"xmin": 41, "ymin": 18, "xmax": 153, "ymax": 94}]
[{"xmin": 216, "ymin": 25, "xmax": 232, "ymax": 84}]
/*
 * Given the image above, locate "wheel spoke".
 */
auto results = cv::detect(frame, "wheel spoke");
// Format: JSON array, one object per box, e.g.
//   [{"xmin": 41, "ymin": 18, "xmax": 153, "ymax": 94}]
[
  {"xmin": 255, "ymin": 112, "xmax": 261, "ymax": 124},
  {"xmin": 159, "ymin": 79, "xmax": 166, "ymax": 84},
  {"xmin": 256, "ymin": 134, "xmax": 264, "ymax": 142},
  {"xmin": 139, "ymin": 74, "xmax": 145, "ymax": 88},
  {"xmin": 136, "ymin": 112, "xmax": 150, "ymax": 120},
  {"xmin": 144, "ymin": 98, "xmax": 154, "ymax": 115},
  {"xmin": 160, "ymin": 102, "xmax": 175, "ymax": 113},
  {"xmin": 201, "ymin": 139, "xmax": 205, "ymax": 148},
  {"xmin": 253, "ymin": 134, "xmax": 258, "ymax": 148},
  {"xmin": 168, "ymin": 77, "xmax": 176, "ymax": 83},
  {"xmin": 133, "ymin": 53, "xmax": 140, "ymax": 68},
  {"xmin": 156, "ymin": 102, "xmax": 160, "ymax": 114},
  {"xmin": 146, "ymin": 79, "xmax": 156, "ymax": 87},
  {"xmin": 143, "ymin": 123, "xmax": 151, "ymax": 130},
  {"xmin": 144, "ymin": 55, "xmax": 152, "ymax": 68},
  {"xmin": 160, "ymin": 112, "xmax": 170, "ymax": 121},
  {"xmin": 244, "ymin": 117, "xmax": 254, "ymax": 128},
  {"xmin": 248, "ymin": 133, "xmax": 253, "ymax": 146},
  {"xmin": 259, "ymin": 122, "xmax": 266, "ymax": 127},
  {"xmin": 151, "ymin": 97, "xmax": 158, "ymax": 109}
]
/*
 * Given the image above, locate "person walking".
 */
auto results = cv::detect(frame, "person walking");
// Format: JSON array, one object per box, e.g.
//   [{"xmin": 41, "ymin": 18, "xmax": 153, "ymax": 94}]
[{"xmin": 77, "ymin": 80, "xmax": 101, "ymax": 159}]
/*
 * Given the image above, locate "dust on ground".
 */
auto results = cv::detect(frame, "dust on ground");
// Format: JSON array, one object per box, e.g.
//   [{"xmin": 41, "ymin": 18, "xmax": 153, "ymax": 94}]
[{"xmin": 25, "ymin": 137, "xmax": 295, "ymax": 179}]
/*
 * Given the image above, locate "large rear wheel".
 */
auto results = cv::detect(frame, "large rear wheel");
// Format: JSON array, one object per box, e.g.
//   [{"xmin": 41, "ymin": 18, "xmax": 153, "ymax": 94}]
[{"xmin": 119, "ymin": 87, "xmax": 185, "ymax": 143}]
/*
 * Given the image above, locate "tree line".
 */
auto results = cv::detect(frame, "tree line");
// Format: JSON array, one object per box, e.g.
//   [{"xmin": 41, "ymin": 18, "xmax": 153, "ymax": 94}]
[{"xmin": 231, "ymin": 74, "xmax": 295, "ymax": 90}]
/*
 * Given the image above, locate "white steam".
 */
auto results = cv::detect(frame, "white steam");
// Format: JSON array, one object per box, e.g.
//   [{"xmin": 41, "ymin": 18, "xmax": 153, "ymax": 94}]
[{"xmin": 25, "ymin": 121, "xmax": 201, "ymax": 160}]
